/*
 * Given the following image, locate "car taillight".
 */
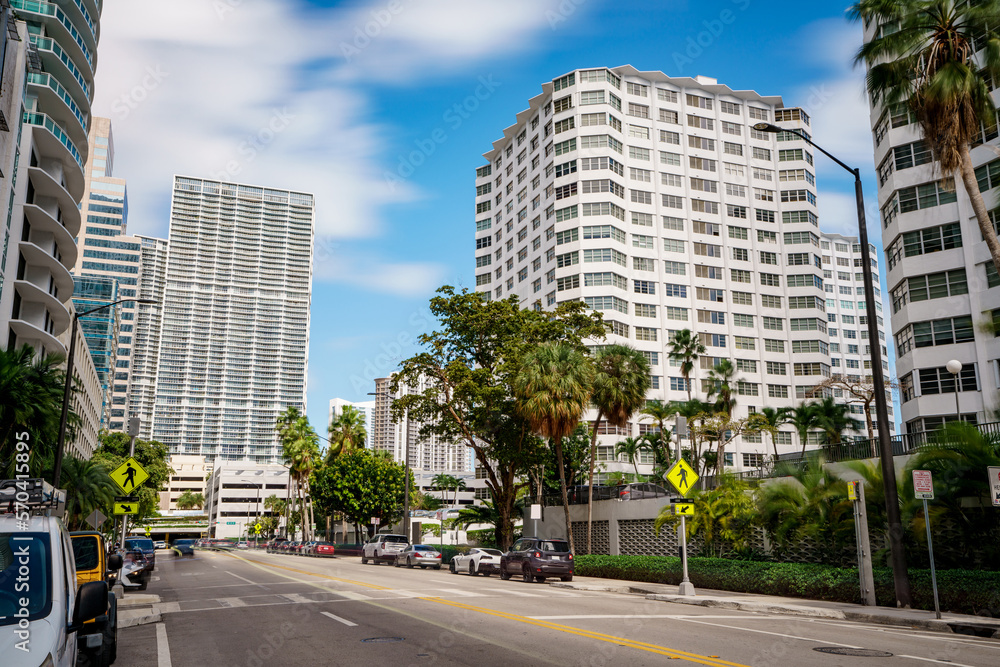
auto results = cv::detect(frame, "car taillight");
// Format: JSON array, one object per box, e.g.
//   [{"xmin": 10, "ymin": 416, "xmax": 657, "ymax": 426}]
[
  {"xmin": 568, "ymin": 554, "xmax": 573, "ymax": 560},
  {"xmin": 380, "ymin": 542, "xmax": 386, "ymax": 549},
  {"xmin": 533, "ymin": 552, "xmax": 541, "ymax": 558},
  {"xmin": 436, "ymin": 554, "xmax": 441, "ymax": 558}
]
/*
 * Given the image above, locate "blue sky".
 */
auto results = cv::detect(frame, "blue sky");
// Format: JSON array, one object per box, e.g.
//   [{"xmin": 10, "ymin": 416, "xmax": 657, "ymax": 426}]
[{"xmin": 92, "ymin": 0, "xmax": 888, "ymax": 434}]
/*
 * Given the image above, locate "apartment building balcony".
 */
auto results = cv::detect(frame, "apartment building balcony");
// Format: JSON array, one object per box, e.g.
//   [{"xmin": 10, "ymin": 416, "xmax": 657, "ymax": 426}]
[
  {"xmin": 26, "ymin": 72, "xmax": 88, "ymax": 148},
  {"xmin": 23, "ymin": 112, "xmax": 85, "ymax": 199},
  {"xmin": 12, "ymin": 0, "xmax": 96, "ymax": 75}
]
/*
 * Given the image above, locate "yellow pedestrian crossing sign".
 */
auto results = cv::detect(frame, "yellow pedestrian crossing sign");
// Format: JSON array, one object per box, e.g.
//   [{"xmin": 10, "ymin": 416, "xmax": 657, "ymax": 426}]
[
  {"xmin": 110, "ymin": 457, "xmax": 149, "ymax": 494},
  {"xmin": 674, "ymin": 503, "xmax": 695, "ymax": 516},
  {"xmin": 253, "ymin": 523, "xmax": 262, "ymax": 535},
  {"xmin": 113, "ymin": 502, "xmax": 137, "ymax": 515},
  {"xmin": 666, "ymin": 459, "xmax": 698, "ymax": 495}
]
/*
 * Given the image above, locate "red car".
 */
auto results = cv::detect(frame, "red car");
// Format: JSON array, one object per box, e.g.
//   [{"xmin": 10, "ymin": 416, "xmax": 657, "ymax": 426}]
[{"xmin": 311, "ymin": 542, "xmax": 336, "ymax": 557}]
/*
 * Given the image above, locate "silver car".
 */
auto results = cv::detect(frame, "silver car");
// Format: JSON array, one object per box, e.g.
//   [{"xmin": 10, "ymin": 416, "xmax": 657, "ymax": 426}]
[{"xmin": 394, "ymin": 544, "xmax": 443, "ymax": 569}]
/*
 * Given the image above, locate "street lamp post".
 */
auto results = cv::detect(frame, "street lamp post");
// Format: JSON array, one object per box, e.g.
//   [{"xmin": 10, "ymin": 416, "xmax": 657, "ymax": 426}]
[
  {"xmin": 240, "ymin": 478, "xmax": 262, "ymax": 547},
  {"xmin": 946, "ymin": 360, "xmax": 963, "ymax": 423},
  {"xmin": 752, "ymin": 123, "xmax": 911, "ymax": 607},
  {"xmin": 53, "ymin": 298, "xmax": 157, "ymax": 488}
]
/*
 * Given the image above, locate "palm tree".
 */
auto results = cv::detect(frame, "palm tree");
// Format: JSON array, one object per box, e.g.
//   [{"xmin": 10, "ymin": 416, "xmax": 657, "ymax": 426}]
[
  {"xmin": 705, "ymin": 359, "xmax": 738, "ymax": 416},
  {"xmin": 614, "ymin": 436, "xmax": 645, "ymax": 479},
  {"xmin": 788, "ymin": 402, "xmax": 820, "ymax": 457},
  {"xmin": 851, "ymin": 0, "xmax": 1000, "ymax": 272},
  {"xmin": 282, "ymin": 415, "xmax": 320, "ymax": 541},
  {"xmin": 431, "ymin": 473, "xmax": 467, "ymax": 509},
  {"xmin": 62, "ymin": 456, "xmax": 116, "ymax": 530},
  {"xmin": 811, "ymin": 396, "xmax": 864, "ymax": 446},
  {"xmin": 327, "ymin": 405, "xmax": 367, "ymax": 463},
  {"xmin": 639, "ymin": 399, "xmax": 675, "ymax": 471},
  {"xmin": 0, "ymin": 345, "xmax": 75, "ymax": 478},
  {"xmin": 759, "ymin": 406, "xmax": 790, "ymax": 462},
  {"xmin": 176, "ymin": 491, "xmax": 204, "ymax": 510},
  {"xmin": 667, "ymin": 329, "xmax": 705, "ymax": 401},
  {"xmin": 514, "ymin": 341, "xmax": 594, "ymax": 554},
  {"xmin": 584, "ymin": 344, "xmax": 650, "ymax": 554},
  {"xmin": 655, "ymin": 476, "xmax": 757, "ymax": 557}
]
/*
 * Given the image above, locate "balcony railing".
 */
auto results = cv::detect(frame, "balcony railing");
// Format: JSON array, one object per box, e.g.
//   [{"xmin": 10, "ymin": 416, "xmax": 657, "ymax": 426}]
[
  {"xmin": 12, "ymin": 0, "xmax": 94, "ymax": 67},
  {"xmin": 26, "ymin": 72, "xmax": 87, "ymax": 132},
  {"xmin": 23, "ymin": 111, "xmax": 84, "ymax": 167},
  {"xmin": 28, "ymin": 35, "xmax": 91, "ymax": 100}
]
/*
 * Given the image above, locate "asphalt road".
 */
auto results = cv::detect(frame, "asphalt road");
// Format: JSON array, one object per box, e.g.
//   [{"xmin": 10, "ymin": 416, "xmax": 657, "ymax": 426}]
[{"xmin": 118, "ymin": 548, "xmax": 1000, "ymax": 666}]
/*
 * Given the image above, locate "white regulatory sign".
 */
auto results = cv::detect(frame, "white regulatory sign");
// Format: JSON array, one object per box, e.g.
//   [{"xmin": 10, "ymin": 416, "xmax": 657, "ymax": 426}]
[
  {"xmin": 988, "ymin": 467, "xmax": 1000, "ymax": 507},
  {"xmin": 913, "ymin": 470, "xmax": 934, "ymax": 500}
]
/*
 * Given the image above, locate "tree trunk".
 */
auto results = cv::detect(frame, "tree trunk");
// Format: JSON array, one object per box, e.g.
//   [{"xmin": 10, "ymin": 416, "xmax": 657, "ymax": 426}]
[
  {"xmin": 863, "ymin": 402, "xmax": 874, "ymax": 441},
  {"xmin": 586, "ymin": 409, "xmax": 603, "ymax": 555},
  {"xmin": 554, "ymin": 436, "xmax": 574, "ymax": 553},
  {"xmin": 959, "ymin": 143, "xmax": 1000, "ymax": 275}
]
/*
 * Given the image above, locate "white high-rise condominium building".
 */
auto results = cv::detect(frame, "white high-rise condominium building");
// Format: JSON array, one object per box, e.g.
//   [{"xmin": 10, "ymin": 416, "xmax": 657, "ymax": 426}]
[
  {"xmin": 475, "ymin": 66, "xmax": 883, "ymax": 477},
  {"xmin": 863, "ymin": 21, "xmax": 996, "ymax": 433},
  {"xmin": 371, "ymin": 376, "xmax": 472, "ymax": 473},
  {"xmin": 148, "ymin": 177, "xmax": 314, "ymax": 462},
  {"xmin": 130, "ymin": 234, "xmax": 168, "ymax": 441},
  {"xmin": 328, "ymin": 398, "xmax": 375, "ymax": 448}
]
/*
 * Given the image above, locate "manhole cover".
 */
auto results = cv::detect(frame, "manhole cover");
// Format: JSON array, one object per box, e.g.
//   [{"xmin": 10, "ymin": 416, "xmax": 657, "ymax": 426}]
[
  {"xmin": 361, "ymin": 637, "xmax": 405, "ymax": 644},
  {"xmin": 813, "ymin": 647, "xmax": 893, "ymax": 657}
]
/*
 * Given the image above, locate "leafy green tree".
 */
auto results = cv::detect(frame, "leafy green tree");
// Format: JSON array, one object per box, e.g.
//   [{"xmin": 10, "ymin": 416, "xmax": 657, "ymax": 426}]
[
  {"xmin": 541, "ymin": 423, "xmax": 592, "ymax": 495},
  {"xmin": 638, "ymin": 399, "xmax": 676, "ymax": 473},
  {"xmin": 327, "ymin": 405, "xmax": 367, "ymax": 463},
  {"xmin": 667, "ymin": 329, "xmax": 705, "ymax": 402},
  {"xmin": 850, "ymin": 0, "xmax": 1000, "ymax": 271},
  {"xmin": 694, "ymin": 413, "xmax": 769, "ymax": 477},
  {"xmin": 431, "ymin": 473, "xmax": 467, "ymax": 509},
  {"xmin": 705, "ymin": 359, "xmax": 739, "ymax": 416},
  {"xmin": 514, "ymin": 341, "xmax": 594, "ymax": 553},
  {"xmin": 614, "ymin": 436, "xmax": 645, "ymax": 479},
  {"xmin": 787, "ymin": 403, "xmax": 820, "ymax": 457},
  {"xmin": 91, "ymin": 431, "xmax": 172, "ymax": 522},
  {"xmin": 656, "ymin": 476, "xmax": 757, "ymax": 557},
  {"xmin": 310, "ymin": 449, "xmax": 410, "ymax": 540},
  {"xmin": 759, "ymin": 406, "xmax": 790, "ymax": 462},
  {"xmin": 811, "ymin": 396, "xmax": 864, "ymax": 445},
  {"xmin": 176, "ymin": 491, "xmax": 204, "ymax": 510},
  {"xmin": 278, "ymin": 409, "xmax": 320, "ymax": 541},
  {"xmin": 412, "ymin": 490, "xmax": 443, "ymax": 511},
  {"xmin": 62, "ymin": 456, "xmax": 116, "ymax": 530},
  {"xmin": 393, "ymin": 286, "xmax": 604, "ymax": 550},
  {"xmin": 0, "ymin": 345, "xmax": 76, "ymax": 478},
  {"xmin": 585, "ymin": 344, "xmax": 650, "ymax": 553}
]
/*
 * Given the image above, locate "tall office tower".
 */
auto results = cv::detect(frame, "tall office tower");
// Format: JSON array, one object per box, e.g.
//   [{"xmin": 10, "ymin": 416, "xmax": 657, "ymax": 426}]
[
  {"xmin": 475, "ymin": 66, "xmax": 867, "ymax": 478},
  {"xmin": 149, "ymin": 177, "xmax": 314, "ymax": 463},
  {"xmin": 370, "ymin": 375, "xmax": 472, "ymax": 472},
  {"xmin": 862, "ymin": 23, "xmax": 994, "ymax": 432},
  {"xmin": 129, "ymin": 234, "xmax": 168, "ymax": 441},
  {"xmin": 820, "ymin": 232, "xmax": 892, "ymax": 435},
  {"xmin": 71, "ymin": 117, "xmax": 141, "ymax": 431},
  {"xmin": 1, "ymin": 0, "xmax": 102, "ymax": 354},
  {"xmin": 328, "ymin": 398, "xmax": 376, "ymax": 448}
]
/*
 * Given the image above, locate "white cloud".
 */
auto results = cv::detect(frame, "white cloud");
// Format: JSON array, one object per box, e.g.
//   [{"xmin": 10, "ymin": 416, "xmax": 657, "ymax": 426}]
[
  {"xmin": 92, "ymin": 0, "xmax": 573, "ymax": 284},
  {"xmin": 312, "ymin": 252, "xmax": 448, "ymax": 297}
]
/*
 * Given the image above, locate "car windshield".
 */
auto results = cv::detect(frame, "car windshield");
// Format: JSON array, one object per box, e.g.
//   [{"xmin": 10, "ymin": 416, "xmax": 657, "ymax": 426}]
[
  {"xmin": 383, "ymin": 535, "xmax": 407, "ymax": 543},
  {"xmin": 175, "ymin": 540, "xmax": 194, "ymax": 546},
  {"xmin": 481, "ymin": 549, "xmax": 502, "ymax": 556},
  {"xmin": 540, "ymin": 541, "xmax": 569, "ymax": 553},
  {"xmin": 0, "ymin": 532, "xmax": 52, "ymax": 626},
  {"xmin": 72, "ymin": 535, "xmax": 100, "ymax": 571},
  {"xmin": 126, "ymin": 539, "xmax": 154, "ymax": 551}
]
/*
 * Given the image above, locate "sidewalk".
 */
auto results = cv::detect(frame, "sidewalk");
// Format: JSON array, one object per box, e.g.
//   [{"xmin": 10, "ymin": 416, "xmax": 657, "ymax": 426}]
[
  {"xmin": 116, "ymin": 593, "xmax": 161, "ymax": 628},
  {"xmin": 550, "ymin": 577, "xmax": 1000, "ymax": 638}
]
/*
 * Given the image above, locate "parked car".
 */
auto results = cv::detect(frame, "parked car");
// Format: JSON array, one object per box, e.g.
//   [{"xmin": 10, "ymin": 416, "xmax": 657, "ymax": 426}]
[
  {"xmin": 299, "ymin": 541, "xmax": 318, "ymax": 555},
  {"xmin": 71, "ymin": 531, "xmax": 123, "ymax": 667},
  {"xmin": 266, "ymin": 538, "xmax": 287, "ymax": 553},
  {"xmin": 394, "ymin": 544, "xmax": 443, "ymax": 569},
  {"xmin": 615, "ymin": 482, "xmax": 670, "ymax": 500},
  {"xmin": 450, "ymin": 547, "xmax": 503, "ymax": 576},
  {"xmin": 172, "ymin": 539, "xmax": 196, "ymax": 557},
  {"xmin": 236, "ymin": 541, "xmax": 249, "ymax": 549},
  {"xmin": 311, "ymin": 542, "xmax": 336, "ymax": 557},
  {"xmin": 361, "ymin": 534, "xmax": 409, "ymax": 564},
  {"xmin": 500, "ymin": 537, "xmax": 573, "ymax": 583},
  {"xmin": 154, "ymin": 540, "xmax": 167, "ymax": 550}
]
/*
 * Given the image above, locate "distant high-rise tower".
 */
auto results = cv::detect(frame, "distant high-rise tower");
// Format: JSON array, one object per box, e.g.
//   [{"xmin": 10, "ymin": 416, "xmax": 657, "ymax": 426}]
[
  {"xmin": 130, "ymin": 234, "xmax": 169, "ymax": 441},
  {"xmin": 149, "ymin": 177, "xmax": 314, "ymax": 462}
]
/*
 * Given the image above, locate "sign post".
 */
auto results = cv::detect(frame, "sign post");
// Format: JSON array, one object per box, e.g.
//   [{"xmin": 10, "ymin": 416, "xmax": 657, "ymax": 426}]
[
  {"xmin": 848, "ymin": 481, "xmax": 876, "ymax": 605},
  {"xmin": 913, "ymin": 470, "xmax": 941, "ymax": 619},
  {"xmin": 988, "ymin": 466, "xmax": 1000, "ymax": 507},
  {"xmin": 670, "ymin": 415, "xmax": 695, "ymax": 596},
  {"xmin": 530, "ymin": 503, "xmax": 541, "ymax": 538}
]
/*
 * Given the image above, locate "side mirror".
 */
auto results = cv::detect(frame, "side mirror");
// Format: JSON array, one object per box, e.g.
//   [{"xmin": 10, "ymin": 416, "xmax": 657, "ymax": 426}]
[
  {"xmin": 107, "ymin": 553, "xmax": 123, "ymax": 570},
  {"xmin": 69, "ymin": 581, "xmax": 108, "ymax": 633}
]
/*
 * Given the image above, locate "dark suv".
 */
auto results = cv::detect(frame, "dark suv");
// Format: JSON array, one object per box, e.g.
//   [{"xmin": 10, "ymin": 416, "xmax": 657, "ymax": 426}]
[
  {"xmin": 500, "ymin": 537, "xmax": 573, "ymax": 583},
  {"xmin": 125, "ymin": 537, "xmax": 156, "ymax": 573}
]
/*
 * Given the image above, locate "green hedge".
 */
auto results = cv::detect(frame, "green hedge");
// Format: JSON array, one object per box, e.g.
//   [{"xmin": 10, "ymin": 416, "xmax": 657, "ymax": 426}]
[{"xmin": 575, "ymin": 555, "xmax": 1000, "ymax": 616}]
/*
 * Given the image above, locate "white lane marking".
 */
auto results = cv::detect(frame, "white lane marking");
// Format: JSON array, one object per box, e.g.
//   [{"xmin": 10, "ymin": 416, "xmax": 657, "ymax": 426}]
[
  {"xmin": 434, "ymin": 588, "xmax": 484, "ymax": 598},
  {"xmin": 543, "ymin": 589, "xmax": 580, "ymax": 597},
  {"xmin": 482, "ymin": 588, "xmax": 542, "ymax": 597},
  {"xmin": 280, "ymin": 593, "xmax": 314, "ymax": 604},
  {"xmin": 898, "ymin": 655, "xmax": 982, "ymax": 667},
  {"xmin": 531, "ymin": 614, "xmax": 780, "ymax": 620},
  {"xmin": 806, "ymin": 619, "xmax": 1000, "ymax": 649},
  {"xmin": 321, "ymin": 611, "xmax": 358, "ymax": 627},
  {"xmin": 386, "ymin": 590, "xmax": 426, "ymax": 598},
  {"xmin": 335, "ymin": 591, "xmax": 372, "ymax": 601},
  {"xmin": 155, "ymin": 601, "xmax": 181, "ymax": 614},
  {"xmin": 671, "ymin": 616, "xmax": 863, "ymax": 649},
  {"xmin": 151, "ymin": 576, "xmax": 160, "ymax": 582},
  {"xmin": 216, "ymin": 597, "xmax": 247, "ymax": 608},
  {"xmin": 156, "ymin": 623, "xmax": 172, "ymax": 667},
  {"xmin": 226, "ymin": 571, "xmax": 258, "ymax": 585}
]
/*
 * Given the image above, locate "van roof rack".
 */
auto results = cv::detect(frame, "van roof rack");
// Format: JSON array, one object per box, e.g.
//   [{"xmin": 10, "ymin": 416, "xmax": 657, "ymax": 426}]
[{"xmin": 0, "ymin": 478, "xmax": 66, "ymax": 518}]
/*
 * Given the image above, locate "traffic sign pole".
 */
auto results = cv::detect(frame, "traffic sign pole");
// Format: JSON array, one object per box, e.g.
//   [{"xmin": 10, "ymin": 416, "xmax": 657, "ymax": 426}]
[
  {"xmin": 674, "ymin": 415, "xmax": 694, "ymax": 596},
  {"xmin": 849, "ymin": 481, "xmax": 876, "ymax": 605},
  {"xmin": 913, "ymin": 470, "xmax": 941, "ymax": 619}
]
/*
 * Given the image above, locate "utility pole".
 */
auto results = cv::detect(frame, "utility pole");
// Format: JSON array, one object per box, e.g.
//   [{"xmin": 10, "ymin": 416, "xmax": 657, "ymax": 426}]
[{"xmin": 850, "ymin": 481, "xmax": 876, "ymax": 605}]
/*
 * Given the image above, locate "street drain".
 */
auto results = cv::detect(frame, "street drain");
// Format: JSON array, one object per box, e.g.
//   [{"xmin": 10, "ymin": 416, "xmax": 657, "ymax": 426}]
[
  {"xmin": 361, "ymin": 637, "xmax": 405, "ymax": 644},
  {"xmin": 813, "ymin": 647, "xmax": 893, "ymax": 657}
]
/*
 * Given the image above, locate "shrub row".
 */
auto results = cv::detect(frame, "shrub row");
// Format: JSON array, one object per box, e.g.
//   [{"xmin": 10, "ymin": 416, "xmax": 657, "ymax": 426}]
[{"xmin": 574, "ymin": 554, "xmax": 1000, "ymax": 616}]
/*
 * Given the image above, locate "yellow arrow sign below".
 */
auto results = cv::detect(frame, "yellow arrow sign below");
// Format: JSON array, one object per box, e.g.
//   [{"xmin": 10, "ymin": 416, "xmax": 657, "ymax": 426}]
[
  {"xmin": 674, "ymin": 503, "xmax": 695, "ymax": 516},
  {"xmin": 113, "ymin": 502, "xmax": 137, "ymax": 515},
  {"xmin": 110, "ymin": 457, "xmax": 149, "ymax": 494},
  {"xmin": 665, "ymin": 459, "xmax": 698, "ymax": 495}
]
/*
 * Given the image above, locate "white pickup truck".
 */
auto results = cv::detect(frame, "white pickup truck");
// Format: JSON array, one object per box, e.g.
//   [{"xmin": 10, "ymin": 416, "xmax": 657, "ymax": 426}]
[{"xmin": 1, "ymin": 480, "xmax": 110, "ymax": 667}]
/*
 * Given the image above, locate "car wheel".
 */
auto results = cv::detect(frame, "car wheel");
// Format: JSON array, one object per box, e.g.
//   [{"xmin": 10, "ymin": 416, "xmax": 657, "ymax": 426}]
[
  {"xmin": 407, "ymin": 557, "xmax": 414, "ymax": 569},
  {"xmin": 434, "ymin": 565, "xmax": 441, "ymax": 570},
  {"xmin": 361, "ymin": 555, "xmax": 368, "ymax": 564},
  {"xmin": 469, "ymin": 562, "xmax": 477, "ymax": 576},
  {"xmin": 561, "ymin": 575, "xmax": 573, "ymax": 582},
  {"xmin": 104, "ymin": 598, "xmax": 118, "ymax": 666},
  {"xmin": 499, "ymin": 567, "xmax": 510, "ymax": 581},
  {"xmin": 450, "ymin": 560, "xmax": 457, "ymax": 574},
  {"xmin": 536, "ymin": 577, "xmax": 546, "ymax": 583},
  {"xmin": 522, "ymin": 566, "xmax": 534, "ymax": 584}
]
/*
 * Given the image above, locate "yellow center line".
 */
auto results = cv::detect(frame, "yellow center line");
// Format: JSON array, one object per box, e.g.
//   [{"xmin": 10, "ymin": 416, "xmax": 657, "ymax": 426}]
[
  {"xmin": 420, "ymin": 597, "xmax": 750, "ymax": 667},
  {"xmin": 212, "ymin": 550, "xmax": 392, "ymax": 590}
]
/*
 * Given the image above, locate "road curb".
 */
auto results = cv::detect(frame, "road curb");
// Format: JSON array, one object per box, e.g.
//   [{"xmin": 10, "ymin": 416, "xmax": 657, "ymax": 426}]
[{"xmin": 118, "ymin": 607, "xmax": 161, "ymax": 628}]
